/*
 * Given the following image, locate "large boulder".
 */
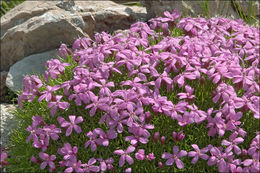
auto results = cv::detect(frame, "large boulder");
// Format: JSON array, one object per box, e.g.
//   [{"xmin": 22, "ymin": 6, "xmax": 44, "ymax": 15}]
[
  {"xmin": 1, "ymin": 0, "xmax": 146, "ymax": 72},
  {"xmin": 140, "ymin": 0, "xmax": 240, "ymax": 20},
  {"xmin": 6, "ymin": 50, "xmax": 59, "ymax": 92},
  {"xmin": 1, "ymin": 9, "xmax": 87, "ymax": 72},
  {"xmin": 1, "ymin": 0, "xmax": 146, "ymax": 95}
]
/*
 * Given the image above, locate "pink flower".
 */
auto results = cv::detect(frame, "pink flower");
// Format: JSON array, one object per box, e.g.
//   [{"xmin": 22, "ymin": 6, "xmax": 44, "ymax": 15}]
[
  {"xmin": 97, "ymin": 157, "xmax": 114, "ymax": 172},
  {"xmin": 172, "ymin": 131, "xmax": 185, "ymax": 142},
  {"xmin": 207, "ymin": 147, "xmax": 232, "ymax": 172},
  {"xmin": 58, "ymin": 143, "xmax": 78, "ymax": 161},
  {"xmin": 0, "ymin": 151, "xmax": 8, "ymax": 167},
  {"xmin": 162, "ymin": 146, "xmax": 187, "ymax": 169},
  {"xmin": 177, "ymin": 85, "xmax": 195, "ymax": 101},
  {"xmin": 135, "ymin": 149, "xmax": 145, "ymax": 160},
  {"xmin": 125, "ymin": 167, "xmax": 132, "ymax": 173},
  {"xmin": 83, "ymin": 158, "xmax": 100, "ymax": 173},
  {"xmin": 38, "ymin": 85, "xmax": 60, "ymax": 102},
  {"xmin": 146, "ymin": 153, "xmax": 156, "ymax": 161},
  {"xmin": 85, "ymin": 130, "xmax": 99, "ymax": 151},
  {"xmin": 188, "ymin": 144, "xmax": 209, "ymax": 164},
  {"xmin": 59, "ymin": 43, "xmax": 72, "ymax": 58},
  {"xmin": 58, "ymin": 115, "xmax": 83, "ymax": 136},
  {"xmin": 114, "ymin": 145, "xmax": 135, "ymax": 167},
  {"xmin": 221, "ymin": 132, "xmax": 244, "ymax": 155},
  {"xmin": 64, "ymin": 159, "xmax": 84, "ymax": 173},
  {"xmin": 47, "ymin": 95, "xmax": 70, "ymax": 116},
  {"xmin": 39, "ymin": 152, "xmax": 56, "ymax": 170}
]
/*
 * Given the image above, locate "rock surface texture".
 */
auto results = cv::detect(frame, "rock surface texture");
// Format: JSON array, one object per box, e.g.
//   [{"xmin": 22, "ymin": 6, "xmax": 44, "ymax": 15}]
[
  {"xmin": 0, "ymin": 104, "xmax": 18, "ymax": 148},
  {"xmin": 6, "ymin": 49, "xmax": 59, "ymax": 92},
  {"xmin": 1, "ymin": 0, "xmax": 146, "ymax": 94}
]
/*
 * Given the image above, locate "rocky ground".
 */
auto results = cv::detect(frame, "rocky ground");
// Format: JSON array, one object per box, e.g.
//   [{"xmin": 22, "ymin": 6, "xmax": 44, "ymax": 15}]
[{"xmin": 0, "ymin": 104, "xmax": 18, "ymax": 149}]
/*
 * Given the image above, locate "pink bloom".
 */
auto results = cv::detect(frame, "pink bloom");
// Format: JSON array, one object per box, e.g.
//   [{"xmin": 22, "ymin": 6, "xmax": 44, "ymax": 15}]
[
  {"xmin": 114, "ymin": 146, "xmax": 135, "ymax": 167},
  {"xmin": 207, "ymin": 147, "xmax": 232, "ymax": 172},
  {"xmin": 172, "ymin": 131, "xmax": 185, "ymax": 142},
  {"xmin": 59, "ymin": 115, "xmax": 83, "ymax": 136},
  {"xmin": 125, "ymin": 167, "xmax": 132, "ymax": 173},
  {"xmin": 64, "ymin": 159, "xmax": 84, "ymax": 173},
  {"xmin": 97, "ymin": 157, "xmax": 114, "ymax": 172},
  {"xmin": 85, "ymin": 130, "xmax": 99, "ymax": 151},
  {"xmin": 0, "ymin": 151, "xmax": 8, "ymax": 167},
  {"xmin": 162, "ymin": 146, "xmax": 187, "ymax": 169},
  {"xmin": 39, "ymin": 152, "xmax": 56, "ymax": 170},
  {"xmin": 83, "ymin": 158, "xmax": 100, "ymax": 173},
  {"xmin": 38, "ymin": 85, "xmax": 60, "ymax": 102},
  {"xmin": 221, "ymin": 132, "xmax": 244, "ymax": 155},
  {"xmin": 58, "ymin": 143, "xmax": 78, "ymax": 161},
  {"xmin": 146, "ymin": 153, "xmax": 156, "ymax": 161},
  {"xmin": 135, "ymin": 149, "xmax": 145, "ymax": 161},
  {"xmin": 59, "ymin": 43, "xmax": 72, "ymax": 58},
  {"xmin": 188, "ymin": 144, "xmax": 209, "ymax": 164},
  {"xmin": 47, "ymin": 95, "xmax": 70, "ymax": 116},
  {"xmin": 177, "ymin": 85, "xmax": 195, "ymax": 101}
]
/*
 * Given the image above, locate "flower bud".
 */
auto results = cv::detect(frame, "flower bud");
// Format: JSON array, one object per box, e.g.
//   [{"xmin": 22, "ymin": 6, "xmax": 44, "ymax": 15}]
[
  {"xmin": 158, "ymin": 161, "xmax": 163, "ymax": 168},
  {"xmin": 161, "ymin": 136, "xmax": 166, "ymax": 144},
  {"xmin": 212, "ymin": 91, "xmax": 216, "ymax": 97},
  {"xmin": 145, "ymin": 112, "xmax": 151, "ymax": 122},
  {"xmin": 172, "ymin": 132, "xmax": 177, "ymax": 141},
  {"xmin": 172, "ymin": 131, "xmax": 185, "ymax": 142},
  {"xmin": 242, "ymin": 149, "xmax": 247, "ymax": 159},
  {"xmin": 59, "ymin": 161, "xmax": 66, "ymax": 167},
  {"xmin": 177, "ymin": 131, "xmax": 185, "ymax": 141},
  {"xmin": 59, "ymin": 44, "xmax": 72, "ymax": 58},
  {"xmin": 153, "ymin": 132, "xmax": 160, "ymax": 142},
  {"xmin": 200, "ymin": 76, "xmax": 205, "ymax": 85},
  {"xmin": 146, "ymin": 153, "xmax": 155, "ymax": 161}
]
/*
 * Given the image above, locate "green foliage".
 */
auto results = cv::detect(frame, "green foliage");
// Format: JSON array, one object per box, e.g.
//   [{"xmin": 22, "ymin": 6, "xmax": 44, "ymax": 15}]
[
  {"xmin": 5, "ymin": 39, "xmax": 260, "ymax": 173},
  {"xmin": 0, "ymin": 0, "xmax": 25, "ymax": 17},
  {"xmin": 3, "ymin": 88, "xmax": 18, "ymax": 104},
  {"xmin": 196, "ymin": 0, "xmax": 259, "ymax": 26}
]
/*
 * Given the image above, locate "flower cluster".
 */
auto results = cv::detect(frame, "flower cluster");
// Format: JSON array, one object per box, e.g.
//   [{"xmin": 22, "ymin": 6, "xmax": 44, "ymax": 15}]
[{"xmin": 10, "ymin": 9, "xmax": 260, "ymax": 173}]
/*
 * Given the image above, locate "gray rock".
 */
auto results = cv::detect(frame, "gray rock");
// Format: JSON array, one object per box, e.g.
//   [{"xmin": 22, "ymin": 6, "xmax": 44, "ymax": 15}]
[
  {"xmin": 0, "ymin": 1, "xmax": 146, "ymax": 94},
  {"xmin": 0, "ymin": 104, "xmax": 18, "ymax": 148},
  {"xmin": 1, "ymin": 9, "xmax": 87, "ymax": 72},
  {"xmin": 1, "ymin": 0, "xmax": 146, "ymax": 72},
  {"xmin": 6, "ymin": 50, "xmax": 59, "ymax": 92}
]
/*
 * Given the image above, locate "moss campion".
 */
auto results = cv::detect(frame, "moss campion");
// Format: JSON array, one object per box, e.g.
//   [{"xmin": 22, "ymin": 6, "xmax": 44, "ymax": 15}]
[{"xmin": 3, "ymin": 10, "xmax": 260, "ymax": 173}]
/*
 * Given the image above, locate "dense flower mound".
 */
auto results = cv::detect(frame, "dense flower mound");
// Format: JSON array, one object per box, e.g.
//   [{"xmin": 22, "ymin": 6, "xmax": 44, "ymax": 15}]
[{"xmin": 4, "ymin": 10, "xmax": 260, "ymax": 172}]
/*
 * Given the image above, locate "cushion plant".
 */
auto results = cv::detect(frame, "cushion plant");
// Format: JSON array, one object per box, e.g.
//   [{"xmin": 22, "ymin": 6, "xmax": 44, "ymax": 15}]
[{"xmin": 1, "ymin": 10, "xmax": 259, "ymax": 173}]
